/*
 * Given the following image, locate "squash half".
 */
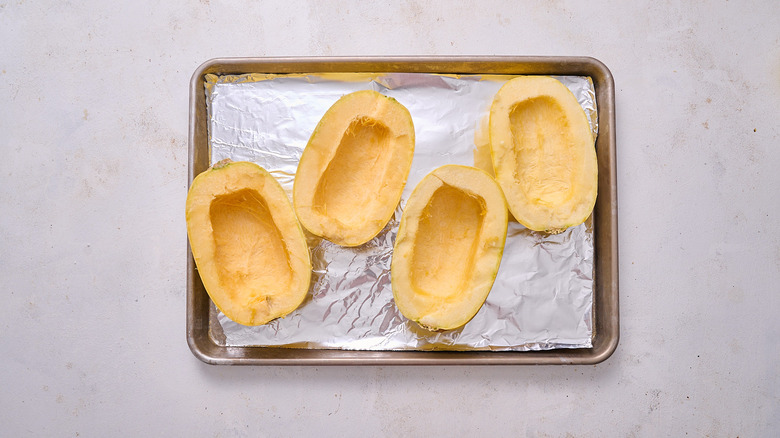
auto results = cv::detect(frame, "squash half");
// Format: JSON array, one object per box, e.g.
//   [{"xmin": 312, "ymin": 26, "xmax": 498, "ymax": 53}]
[
  {"xmin": 489, "ymin": 76, "xmax": 598, "ymax": 233},
  {"xmin": 294, "ymin": 90, "xmax": 415, "ymax": 246},
  {"xmin": 391, "ymin": 165, "xmax": 508, "ymax": 331},
  {"xmin": 186, "ymin": 160, "xmax": 311, "ymax": 326}
]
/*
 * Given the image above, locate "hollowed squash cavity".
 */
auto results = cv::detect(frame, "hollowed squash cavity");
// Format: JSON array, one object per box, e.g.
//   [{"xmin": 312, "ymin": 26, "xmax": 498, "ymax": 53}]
[
  {"xmin": 490, "ymin": 76, "xmax": 597, "ymax": 233},
  {"xmin": 409, "ymin": 185, "xmax": 485, "ymax": 301},
  {"xmin": 392, "ymin": 165, "xmax": 508, "ymax": 331},
  {"xmin": 294, "ymin": 90, "xmax": 415, "ymax": 246},
  {"xmin": 313, "ymin": 117, "xmax": 392, "ymax": 229},
  {"xmin": 209, "ymin": 188, "xmax": 292, "ymax": 301},
  {"xmin": 509, "ymin": 96, "xmax": 575, "ymax": 207},
  {"xmin": 186, "ymin": 160, "xmax": 311, "ymax": 326}
]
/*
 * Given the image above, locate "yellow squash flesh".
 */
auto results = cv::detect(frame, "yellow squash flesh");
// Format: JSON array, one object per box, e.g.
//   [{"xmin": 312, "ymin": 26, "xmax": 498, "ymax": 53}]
[
  {"xmin": 293, "ymin": 90, "xmax": 415, "ymax": 246},
  {"xmin": 489, "ymin": 76, "xmax": 598, "ymax": 233},
  {"xmin": 391, "ymin": 165, "xmax": 508, "ymax": 331},
  {"xmin": 186, "ymin": 160, "xmax": 311, "ymax": 326}
]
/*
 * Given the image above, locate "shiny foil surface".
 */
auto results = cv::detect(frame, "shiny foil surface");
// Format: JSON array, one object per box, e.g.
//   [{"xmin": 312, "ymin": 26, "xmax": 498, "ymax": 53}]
[{"xmin": 204, "ymin": 72, "xmax": 597, "ymax": 350}]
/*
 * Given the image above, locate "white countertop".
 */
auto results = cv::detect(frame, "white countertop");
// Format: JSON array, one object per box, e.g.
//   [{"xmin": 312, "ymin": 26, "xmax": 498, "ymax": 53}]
[{"xmin": 2, "ymin": 1, "xmax": 778, "ymax": 435}]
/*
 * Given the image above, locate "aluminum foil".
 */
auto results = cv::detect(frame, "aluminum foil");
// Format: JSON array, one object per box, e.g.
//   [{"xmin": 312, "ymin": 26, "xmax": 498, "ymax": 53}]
[{"xmin": 204, "ymin": 72, "xmax": 597, "ymax": 351}]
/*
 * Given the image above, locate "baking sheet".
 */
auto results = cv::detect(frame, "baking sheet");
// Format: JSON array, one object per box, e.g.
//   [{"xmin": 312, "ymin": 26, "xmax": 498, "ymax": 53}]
[{"xmin": 204, "ymin": 72, "xmax": 597, "ymax": 351}]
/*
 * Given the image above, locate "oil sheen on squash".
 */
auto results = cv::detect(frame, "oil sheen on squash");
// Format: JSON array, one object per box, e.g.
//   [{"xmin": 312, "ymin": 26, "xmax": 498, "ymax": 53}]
[
  {"xmin": 392, "ymin": 165, "xmax": 508, "ymax": 331},
  {"xmin": 186, "ymin": 160, "xmax": 311, "ymax": 326},
  {"xmin": 294, "ymin": 90, "xmax": 415, "ymax": 247},
  {"xmin": 489, "ymin": 76, "xmax": 598, "ymax": 233}
]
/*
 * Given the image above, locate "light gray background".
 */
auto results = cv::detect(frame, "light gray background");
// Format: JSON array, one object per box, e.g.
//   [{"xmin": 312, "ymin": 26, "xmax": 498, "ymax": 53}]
[{"xmin": 2, "ymin": 1, "xmax": 778, "ymax": 436}]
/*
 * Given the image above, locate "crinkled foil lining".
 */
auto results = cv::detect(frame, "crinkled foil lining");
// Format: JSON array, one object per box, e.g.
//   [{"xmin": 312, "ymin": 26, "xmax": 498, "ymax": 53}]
[{"xmin": 204, "ymin": 72, "xmax": 597, "ymax": 351}]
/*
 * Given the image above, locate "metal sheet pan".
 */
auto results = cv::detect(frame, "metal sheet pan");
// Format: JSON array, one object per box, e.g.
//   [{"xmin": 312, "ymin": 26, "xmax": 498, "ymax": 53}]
[{"xmin": 187, "ymin": 56, "xmax": 619, "ymax": 365}]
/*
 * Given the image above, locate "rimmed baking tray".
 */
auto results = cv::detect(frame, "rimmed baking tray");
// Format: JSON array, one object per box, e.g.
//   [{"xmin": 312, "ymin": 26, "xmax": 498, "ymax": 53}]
[{"xmin": 187, "ymin": 56, "xmax": 618, "ymax": 365}]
